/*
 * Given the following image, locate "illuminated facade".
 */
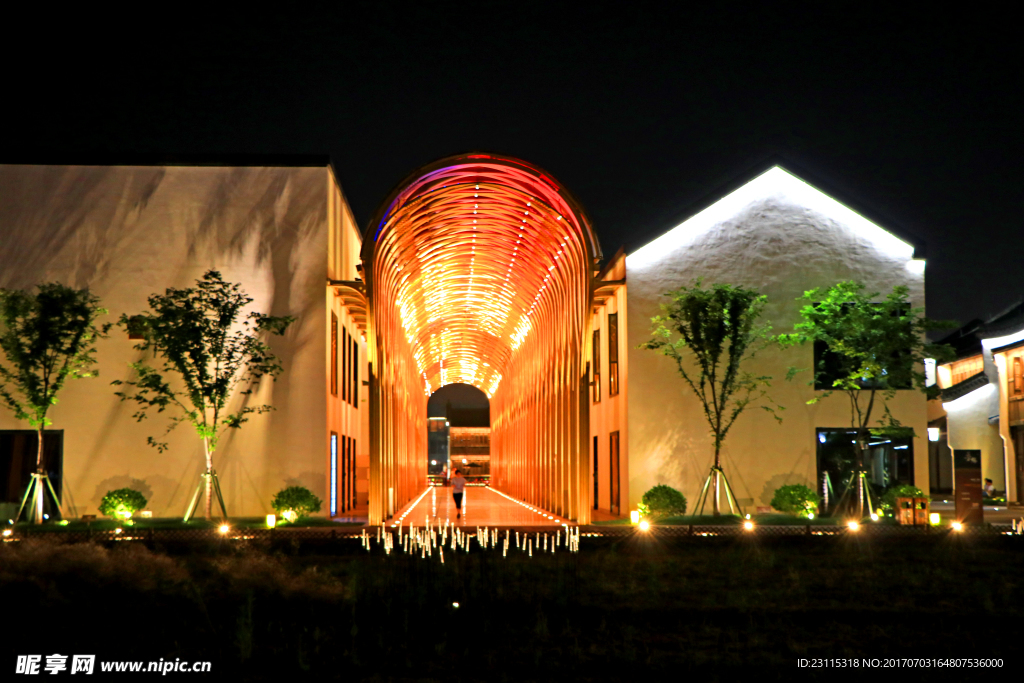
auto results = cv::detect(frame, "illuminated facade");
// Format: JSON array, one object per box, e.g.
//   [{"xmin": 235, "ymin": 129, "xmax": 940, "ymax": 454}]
[
  {"xmin": 929, "ymin": 304, "xmax": 1024, "ymax": 503},
  {"xmin": 0, "ymin": 157, "xmax": 936, "ymax": 524},
  {"xmin": 623, "ymin": 166, "xmax": 929, "ymax": 514},
  {"xmin": 362, "ymin": 155, "xmax": 602, "ymax": 524},
  {"xmin": 0, "ymin": 160, "xmax": 367, "ymax": 520}
]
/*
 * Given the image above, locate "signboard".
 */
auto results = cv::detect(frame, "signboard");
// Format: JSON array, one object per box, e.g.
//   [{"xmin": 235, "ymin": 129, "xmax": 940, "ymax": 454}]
[{"xmin": 954, "ymin": 449, "xmax": 984, "ymax": 525}]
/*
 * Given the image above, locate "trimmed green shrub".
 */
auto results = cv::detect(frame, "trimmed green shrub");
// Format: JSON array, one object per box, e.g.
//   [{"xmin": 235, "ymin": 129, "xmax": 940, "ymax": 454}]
[
  {"xmin": 271, "ymin": 486, "xmax": 322, "ymax": 521},
  {"xmin": 98, "ymin": 488, "xmax": 148, "ymax": 520},
  {"xmin": 640, "ymin": 484, "xmax": 687, "ymax": 518},
  {"xmin": 880, "ymin": 484, "xmax": 928, "ymax": 514},
  {"xmin": 770, "ymin": 484, "xmax": 819, "ymax": 518}
]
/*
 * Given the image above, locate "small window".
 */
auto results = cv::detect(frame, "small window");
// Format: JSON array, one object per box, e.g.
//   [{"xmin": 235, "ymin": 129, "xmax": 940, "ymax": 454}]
[
  {"xmin": 1013, "ymin": 356, "xmax": 1024, "ymax": 396},
  {"xmin": 126, "ymin": 315, "xmax": 147, "ymax": 340},
  {"xmin": 609, "ymin": 431, "xmax": 620, "ymax": 515},
  {"xmin": 330, "ymin": 313, "xmax": 338, "ymax": 397},
  {"xmin": 592, "ymin": 329, "xmax": 601, "ymax": 403},
  {"xmin": 608, "ymin": 314, "xmax": 619, "ymax": 396},
  {"xmin": 330, "ymin": 432, "xmax": 338, "ymax": 516},
  {"xmin": 811, "ymin": 303, "xmax": 912, "ymax": 390}
]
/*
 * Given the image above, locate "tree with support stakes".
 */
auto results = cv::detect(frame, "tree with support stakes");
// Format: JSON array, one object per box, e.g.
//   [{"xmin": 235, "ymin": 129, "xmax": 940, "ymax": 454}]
[
  {"xmin": 113, "ymin": 271, "xmax": 293, "ymax": 522},
  {"xmin": 640, "ymin": 280, "xmax": 784, "ymax": 516},
  {"xmin": 0, "ymin": 283, "xmax": 110, "ymax": 524},
  {"xmin": 780, "ymin": 281, "xmax": 954, "ymax": 520}
]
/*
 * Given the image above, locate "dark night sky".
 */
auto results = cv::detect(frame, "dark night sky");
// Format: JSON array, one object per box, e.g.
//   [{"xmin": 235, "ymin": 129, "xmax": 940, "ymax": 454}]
[{"xmin": 2, "ymin": 4, "xmax": 1020, "ymax": 327}]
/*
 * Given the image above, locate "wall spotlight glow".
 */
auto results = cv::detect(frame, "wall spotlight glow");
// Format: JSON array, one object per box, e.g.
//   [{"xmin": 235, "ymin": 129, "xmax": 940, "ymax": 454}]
[
  {"xmin": 629, "ymin": 510, "xmax": 640, "ymax": 524},
  {"xmin": 628, "ymin": 166, "xmax": 916, "ymax": 270},
  {"xmin": 929, "ymin": 512, "xmax": 940, "ymax": 526},
  {"xmin": 266, "ymin": 514, "xmax": 276, "ymax": 528}
]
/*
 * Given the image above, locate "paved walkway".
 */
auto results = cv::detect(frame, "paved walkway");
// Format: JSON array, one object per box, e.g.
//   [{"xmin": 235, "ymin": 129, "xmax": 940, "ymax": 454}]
[{"xmin": 392, "ymin": 485, "xmax": 566, "ymax": 527}]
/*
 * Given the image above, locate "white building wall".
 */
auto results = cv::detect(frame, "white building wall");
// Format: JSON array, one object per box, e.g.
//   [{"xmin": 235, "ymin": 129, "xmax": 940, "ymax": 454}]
[
  {"xmin": 941, "ymin": 356, "xmax": 1004, "ymax": 491},
  {"xmin": 0, "ymin": 164, "xmax": 334, "ymax": 518},
  {"xmin": 625, "ymin": 167, "xmax": 929, "ymax": 514}
]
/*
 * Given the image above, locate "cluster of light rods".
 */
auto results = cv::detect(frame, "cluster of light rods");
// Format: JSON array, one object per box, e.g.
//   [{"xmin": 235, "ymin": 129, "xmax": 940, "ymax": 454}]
[{"xmin": 361, "ymin": 519, "xmax": 581, "ymax": 562}]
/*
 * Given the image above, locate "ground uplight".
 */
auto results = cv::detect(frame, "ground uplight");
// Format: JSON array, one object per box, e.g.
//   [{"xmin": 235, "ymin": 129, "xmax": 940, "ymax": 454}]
[
  {"xmin": 846, "ymin": 521, "xmax": 860, "ymax": 532},
  {"xmin": 638, "ymin": 520, "xmax": 650, "ymax": 532}
]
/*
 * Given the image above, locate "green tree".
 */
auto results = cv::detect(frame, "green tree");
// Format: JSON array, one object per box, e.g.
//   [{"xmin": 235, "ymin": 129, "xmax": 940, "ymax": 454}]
[
  {"xmin": 780, "ymin": 281, "xmax": 954, "ymax": 517},
  {"xmin": 113, "ymin": 271, "xmax": 293, "ymax": 521},
  {"xmin": 639, "ymin": 280, "xmax": 783, "ymax": 515},
  {"xmin": 0, "ymin": 283, "xmax": 110, "ymax": 523}
]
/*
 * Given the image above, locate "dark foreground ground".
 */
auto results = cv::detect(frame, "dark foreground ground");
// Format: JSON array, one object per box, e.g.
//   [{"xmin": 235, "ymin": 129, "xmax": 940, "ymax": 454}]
[{"xmin": 1, "ymin": 533, "xmax": 1018, "ymax": 681}]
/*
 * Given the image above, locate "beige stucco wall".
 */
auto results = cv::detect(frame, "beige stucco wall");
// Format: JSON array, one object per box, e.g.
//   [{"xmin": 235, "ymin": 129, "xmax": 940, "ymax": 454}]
[
  {"xmin": 625, "ymin": 167, "xmax": 929, "ymax": 514},
  {"xmin": 0, "ymin": 164, "xmax": 335, "ymax": 518}
]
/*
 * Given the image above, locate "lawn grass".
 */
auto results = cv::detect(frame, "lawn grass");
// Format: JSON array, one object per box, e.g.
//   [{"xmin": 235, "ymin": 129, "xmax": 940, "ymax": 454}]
[{"xmin": 1, "ymin": 532, "xmax": 1019, "ymax": 681}]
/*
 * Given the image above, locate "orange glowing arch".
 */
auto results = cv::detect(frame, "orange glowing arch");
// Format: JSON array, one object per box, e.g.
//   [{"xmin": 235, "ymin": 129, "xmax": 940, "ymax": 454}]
[{"xmin": 362, "ymin": 153, "xmax": 602, "ymax": 524}]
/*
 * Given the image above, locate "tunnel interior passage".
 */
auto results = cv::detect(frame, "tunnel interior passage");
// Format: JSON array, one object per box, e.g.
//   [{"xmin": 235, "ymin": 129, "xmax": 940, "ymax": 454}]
[{"xmin": 364, "ymin": 154, "xmax": 602, "ymax": 525}]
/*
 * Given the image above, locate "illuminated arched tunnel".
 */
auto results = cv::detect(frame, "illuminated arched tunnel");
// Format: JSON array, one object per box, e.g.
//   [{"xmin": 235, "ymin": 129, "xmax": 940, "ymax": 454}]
[{"xmin": 362, "ymin": 154, "xmax": 602, "ymax": 525}]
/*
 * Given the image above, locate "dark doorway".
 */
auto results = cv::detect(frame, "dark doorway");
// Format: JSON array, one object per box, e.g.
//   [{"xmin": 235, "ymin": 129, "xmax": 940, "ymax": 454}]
[
  {"xmin": 1012, "ymin": 426, "xmax": 1024, "ymax": 505},
  {"xmin": 0, "ymin": 430, "xmax": 64, "ymax": 521},
  {"xmin": 816, "ymin": 428, "xmax": 913, "ymax": 511},
  {"xmin": 609, "ymin": 431, "xmax": 620, "ymax": 515}
]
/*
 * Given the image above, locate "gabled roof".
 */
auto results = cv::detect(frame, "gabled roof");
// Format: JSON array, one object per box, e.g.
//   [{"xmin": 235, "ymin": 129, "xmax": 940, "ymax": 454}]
[
  {"xmin": 625, "ymin": 153, "xmax": 926, "ymax": 265},
  {"xmin": 935, "ymin": 318, "xmax": 986, "ymax": 360},
  {"xmin": 945, "ymin": 300, "xmax": 1024, "ymax": 356}
]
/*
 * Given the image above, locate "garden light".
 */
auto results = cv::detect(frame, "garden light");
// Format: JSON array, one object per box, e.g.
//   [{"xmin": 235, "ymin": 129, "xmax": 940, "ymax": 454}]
[
  {"xmin": 638, "ymin": 520, "xmax": 650, "ymax": 532},
  {"xmin": 453, "ymin": 602, "xmax": 460, "ymax": 608},
  {"xmin": 807, "ymin": 513, "xmax": 815, "ymax": 520},
  {"xmin": 870, "ymin": 513, "xmax": 879, "ymax": 522},
  {"xmin": 846, "ymin": 521, "xmax": 860, "ymax": 532},
  {"xmin": 218, "ymin": 524, "xmax": 230, "ymax": 534},
  {"xmin": 2, "ymin": 529, "xmax": 11, "ymax": 537},
  {"xmin": 929, "ymin": 513, "xmax": 941, "ymax": 526},
  {"xmin": 743, "ymin": 520, "xmax": 754, "ymax": 531},
  {"xmin": 266, "ymin": 514, "xmax": 276, "ymax": 528},
  {"xmin": 630, "ymin": 510, "xmax": 640, "ymax": 524},
  {"xmin": 951, "ymin": 521, "xmax": 963, "ymax": 532},
  {"xmin": 114, "ymin": 528, "xmax": 122, "ymax": 534}
]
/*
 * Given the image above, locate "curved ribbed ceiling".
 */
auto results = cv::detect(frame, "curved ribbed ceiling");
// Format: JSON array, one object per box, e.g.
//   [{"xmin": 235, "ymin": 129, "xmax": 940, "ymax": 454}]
[{"xmin": 366, "ymin": 154, "xmax": 599, "ymax": 398}]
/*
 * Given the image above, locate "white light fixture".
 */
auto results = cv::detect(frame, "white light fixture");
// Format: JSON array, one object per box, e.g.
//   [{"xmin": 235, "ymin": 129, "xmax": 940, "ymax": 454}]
[{"xmin": 927, "ymin": 428, "xmax": 940, "ymax": 442}]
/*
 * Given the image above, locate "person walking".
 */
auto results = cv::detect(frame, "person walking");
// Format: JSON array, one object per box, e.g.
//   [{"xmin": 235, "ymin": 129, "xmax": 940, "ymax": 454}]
[{"xmin": 451, "ymin": 469, "xmax": 466, "ymax": 520}]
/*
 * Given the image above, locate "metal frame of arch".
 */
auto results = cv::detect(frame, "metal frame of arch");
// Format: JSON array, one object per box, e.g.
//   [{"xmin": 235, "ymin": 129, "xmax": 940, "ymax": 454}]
[{"xmin": 361, "ymin": 153, "xmax": 603, "ymax": 525}]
